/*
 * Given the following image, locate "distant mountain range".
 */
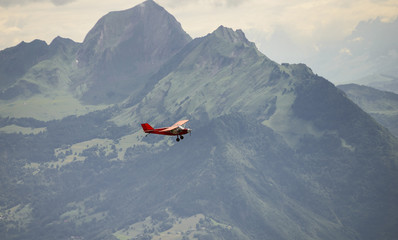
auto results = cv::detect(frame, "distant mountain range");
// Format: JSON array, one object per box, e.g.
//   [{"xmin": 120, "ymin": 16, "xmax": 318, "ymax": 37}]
[
  {"xmin": 1, "ymin": 1, "xmax": 398, "ymax": 240},
  {"xmin": 306, "ymin": 18, "xmax": 398, "ymax": 92},
  {"xmin": 338, "ymin": 83, "xmax": 398, "ymax": 137},
  {"xmin": 248, "ymin": 17, "xmax": 398, "ymax": 92},
  {"xmin": 350, "ymin": 74, "xmax": 398, "ymax": 94}
]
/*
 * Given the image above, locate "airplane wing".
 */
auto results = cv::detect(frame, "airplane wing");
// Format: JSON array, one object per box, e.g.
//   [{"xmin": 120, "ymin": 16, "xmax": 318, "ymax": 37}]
[{"xmin": 160, "ymin": 120, "xmax": 189, "ymax": 132}]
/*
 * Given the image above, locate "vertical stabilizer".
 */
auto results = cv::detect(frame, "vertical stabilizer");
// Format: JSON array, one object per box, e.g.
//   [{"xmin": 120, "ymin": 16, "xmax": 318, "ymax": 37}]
[{"xmin": 141, "ymin": 123, "xmax": 154, "ymax": 133}]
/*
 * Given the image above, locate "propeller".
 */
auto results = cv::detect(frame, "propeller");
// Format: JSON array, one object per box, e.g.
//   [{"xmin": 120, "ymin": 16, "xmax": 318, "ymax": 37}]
[{"xmin": 183, "ymin": 123, "xmax": 192, "ymax": 136}]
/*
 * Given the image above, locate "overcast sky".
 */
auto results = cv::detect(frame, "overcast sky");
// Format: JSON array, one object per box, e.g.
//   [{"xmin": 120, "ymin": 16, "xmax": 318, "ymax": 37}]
[{"xmin": 1, "ymin": 0, "xmax": 397, "ymax": 64}]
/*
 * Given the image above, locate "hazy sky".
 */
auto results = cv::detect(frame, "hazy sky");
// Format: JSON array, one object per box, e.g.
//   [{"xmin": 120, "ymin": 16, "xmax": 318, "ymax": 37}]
[{"xmin": 1, "ymin": 0, "xmax": 397, "ymax": 63}]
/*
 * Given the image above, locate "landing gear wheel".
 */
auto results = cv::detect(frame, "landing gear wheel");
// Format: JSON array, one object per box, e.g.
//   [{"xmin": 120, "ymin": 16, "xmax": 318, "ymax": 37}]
[
  {"xmin": 180, "ymin": 135, "xmax": 184, "ymax": 140},
  {"xmin": 176, "ymin": 137, "xmax": 180, "ymax": 142}
]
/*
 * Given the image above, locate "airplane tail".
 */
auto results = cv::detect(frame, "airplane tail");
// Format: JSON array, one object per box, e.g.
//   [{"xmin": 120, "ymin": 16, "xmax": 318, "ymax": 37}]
[{"xmin": 141, "ymin": 123, "xmax": 154, "ymax": 133}]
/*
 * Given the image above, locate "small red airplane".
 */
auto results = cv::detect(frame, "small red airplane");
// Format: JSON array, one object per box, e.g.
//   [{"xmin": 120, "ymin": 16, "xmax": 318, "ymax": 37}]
[{"xmin": 141, "ymin": 120, "xmax": 191, "ymax": 142}]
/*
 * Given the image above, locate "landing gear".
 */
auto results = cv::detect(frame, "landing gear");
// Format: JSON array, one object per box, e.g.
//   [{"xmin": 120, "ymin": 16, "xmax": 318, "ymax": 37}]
[{"xmin": 176, "ymin": 135, "xmax": 184, "ymax": 142}]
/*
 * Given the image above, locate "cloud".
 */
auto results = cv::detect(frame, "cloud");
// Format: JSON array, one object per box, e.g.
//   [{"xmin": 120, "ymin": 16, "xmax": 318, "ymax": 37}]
[
  {"xmin": 0, "ymin": 0, "xmax": 75, "ymax": 7},
  {"xmin": 213, "ymin": 0, "xmax": 247, "ymax": 7},
  {"xmin": 339, "ymin": 48, "xmax": 352, "ymax": 56},
  {"xmin": 51, "ymin": 0, "xmax": 75, "ymax": 6},
  {"xmin": 164, "ymin": 0, "xmax": 246, "ymax": 8}
]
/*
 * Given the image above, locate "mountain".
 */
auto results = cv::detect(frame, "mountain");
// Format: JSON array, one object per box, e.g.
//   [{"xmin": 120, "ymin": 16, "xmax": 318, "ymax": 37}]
[
  {"xmin": 74, "ymin": 0, "xmax": 192, "ymax": 104},
  {"xmin": 0, "ymin": 37, "xmax": 81, "ymax": 100},
  {"xmin": 353, "ymin": 74, "xmax": 398, "ymax": 94},
  {"xmin": 0, "ymin": 0, "xmax": 191, "ymax": 120},
  {"xmin": 1, "ymin": 1, "xmax": 398, "ymax": 240},
  {"xmin": 0, "ymin": 37, "xmax": 98, "ymax": 120},
  {"xmin": 0, "ymin": 40, "xmax": 49, "ymax": 100},
  {"xmin": 338, "ymin": 83, "xmax": 398, "ymax": 137},
  {"xmin": 114, "ymin": 25, "xmax": 398, "ymax": 239}
]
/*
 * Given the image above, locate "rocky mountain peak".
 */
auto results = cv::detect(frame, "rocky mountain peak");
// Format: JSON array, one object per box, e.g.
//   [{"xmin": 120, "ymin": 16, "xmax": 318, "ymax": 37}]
[
  {"xmin": 49, "ymin": 36, "xmax": 75, "ymax": 47},
  {"xmin": 49, "ymin": 36, "xmax": 78, "ymax": 55},
  {"xmin": 74, "ymin": 0, "xmax": 191, "ymax": 104},
  {"xmin": 212, "ymin": 25, "xmax": 253, "ymax": 46},
  {"xmin": 77, "ymin": 0, "xmax": 190, "ymax": 66}
]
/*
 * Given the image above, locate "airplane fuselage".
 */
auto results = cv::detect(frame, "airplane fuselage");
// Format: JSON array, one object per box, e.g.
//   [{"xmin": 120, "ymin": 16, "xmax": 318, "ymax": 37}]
[{"xmin": 145, "ymin": 128, "xmax": 191, "ymax": 136}]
